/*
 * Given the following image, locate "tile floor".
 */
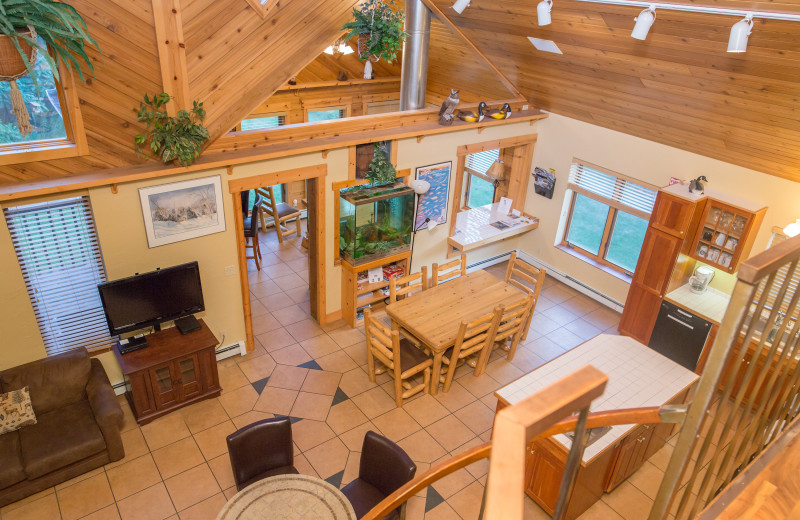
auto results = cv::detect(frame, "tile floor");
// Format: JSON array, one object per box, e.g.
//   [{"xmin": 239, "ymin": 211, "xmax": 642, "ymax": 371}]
[{"xmin": 0, "ymin": 222, "xmax": 681, "ymax": 520}]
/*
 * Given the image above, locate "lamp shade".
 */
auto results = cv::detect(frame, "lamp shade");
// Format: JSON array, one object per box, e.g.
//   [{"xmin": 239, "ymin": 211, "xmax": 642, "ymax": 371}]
[
  {"xmin": 485, "ymin": 160, "xmax": 506, "ymax": 181},
  {"xmin": 728, "ymin": 15, "xmax": 753, "ymax": 52},
  {"xmin": 784, "ymin": 219, "xmax": 800, "ymax": 238},
  {"xmin": 631, "ymin": 6, "xmax": 656, "ymax": 40},
  {"xmin": 537, "ymin": 0, "xmax": 552, "ymax": 26},
  {"xmin": 453, "ymin": 0, "xmax": 470, "ymax": 14}
]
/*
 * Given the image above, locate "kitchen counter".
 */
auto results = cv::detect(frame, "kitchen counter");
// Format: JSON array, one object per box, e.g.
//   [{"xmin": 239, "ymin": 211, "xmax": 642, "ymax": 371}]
[
  {"xmin": 448, "ymin": 203, "xmax": 539, "ymax": 252},
  {"xmin": 495, "ymin": 333, "xmax": 699, "ymax": 463},
  {"xmin": 665, "ymin": 284, "xmax": 731, "ymax": 324}
]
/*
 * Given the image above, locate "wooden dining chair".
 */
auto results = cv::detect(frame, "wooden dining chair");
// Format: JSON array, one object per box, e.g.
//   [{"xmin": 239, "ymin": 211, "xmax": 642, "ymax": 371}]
[
  {"xmin": 431, "ymin": 253, "xmax": 467, "ymax": 287},
  {"xmin": 364, "ymin": 308, "xmax": 433, "ymax": 407},
  {"xmin": 439, "ymin": 305, "xmax": 504, "ymax": 393},
  {"xmin": 477, "ymin": 295, "xmax": 534, "ymax": 373},
  {"xmin": 505, "ymin": 252, "xmax": 546, "ymax": 341},
  {"xmin": 388, "ymin": 266, "xmax": 428, "ymax": 304},
  {"xmin": 257, "ymin": 186, "xmax": 302, "ymax": 244},
  {"xmin": 244, "ymin": 193, "xmax": 263, "ymax": 270}
]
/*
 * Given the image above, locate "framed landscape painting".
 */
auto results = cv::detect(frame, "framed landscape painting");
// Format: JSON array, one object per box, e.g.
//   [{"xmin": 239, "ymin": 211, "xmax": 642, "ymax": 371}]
[
  {"xmin": 414, "ymin": 161, "xmax": 451, "ymax": 231},
  {"xmin": 139, "ymin": 175, "xmax": 226, "ymax": 247}
]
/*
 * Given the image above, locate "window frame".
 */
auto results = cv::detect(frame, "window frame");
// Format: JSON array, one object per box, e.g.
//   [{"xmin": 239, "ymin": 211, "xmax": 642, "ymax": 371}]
[
  {"xmin": 464, "ymin": 169, "xmax": 498, "ymax": 209},
  {"xmin": 304, "ymin": 104, "xmax": 349, "ymax": 123},
  {"xmin": 236, "ymin": 111, "xmax": 288, "ymax": 132}
]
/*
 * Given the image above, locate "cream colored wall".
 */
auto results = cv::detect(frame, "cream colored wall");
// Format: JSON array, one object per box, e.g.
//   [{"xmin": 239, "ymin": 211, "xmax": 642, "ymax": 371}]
[{"xmin": 521, "ymin": 113, "xmax": 800, "ymax": 305}]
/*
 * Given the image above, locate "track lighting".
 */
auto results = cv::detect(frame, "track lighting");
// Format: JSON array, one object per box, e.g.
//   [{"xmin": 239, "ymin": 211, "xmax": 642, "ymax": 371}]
[
  {"xmin": 452, "ymin": 0, "xmax": 470, "ymax": 14},
  {"xmin": 631, "ymin": 4, "xmax": 656, "ymax": 40},
  {"xmin": 537, "ymin": 0, "xmax": 553, "ymax": 26},
  {"xmin": 727, "ymin": 13, "xmax": 753, "ymax": 53}
]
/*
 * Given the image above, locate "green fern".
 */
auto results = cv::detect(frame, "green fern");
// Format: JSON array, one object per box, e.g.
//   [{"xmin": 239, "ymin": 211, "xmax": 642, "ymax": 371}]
[{"xmin": 134, "ymin": 93, "xmax": 210, "ymax": 167}]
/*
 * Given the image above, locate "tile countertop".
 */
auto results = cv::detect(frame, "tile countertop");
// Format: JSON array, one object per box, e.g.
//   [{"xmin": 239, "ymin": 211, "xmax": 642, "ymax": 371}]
[
  {"xmin": 664, "ymin": 284, "xmax": 731, "ymax": 324},
  {"xmin": 495, "ymin": 334, "xmax": 699, "ymax": 464},
  {"xmin": 448, "ymin": 203, "xmax": 539, "ymax": 251}
]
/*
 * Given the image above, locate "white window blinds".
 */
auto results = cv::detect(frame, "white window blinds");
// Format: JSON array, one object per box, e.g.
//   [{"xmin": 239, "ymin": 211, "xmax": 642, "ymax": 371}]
[
  {"xmin": 465, "ymin": 149, "xmax": 500, "ymax": 176},
  {"xmin": 568, "ymin": 162, "xmax": 657, "ymax": 219},
  {"xmin": 4, "ymin": 197, "xmax": 116, "ymax": 356},
  {"xmin": 241, "ymin": 114, "xmax": 286, "ymax": 130}
]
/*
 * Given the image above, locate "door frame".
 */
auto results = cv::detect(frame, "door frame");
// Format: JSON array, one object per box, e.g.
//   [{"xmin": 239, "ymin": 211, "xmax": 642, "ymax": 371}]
[{"xmin": 229, "ymin": 164, "xmax": 327, "ymax": 353}]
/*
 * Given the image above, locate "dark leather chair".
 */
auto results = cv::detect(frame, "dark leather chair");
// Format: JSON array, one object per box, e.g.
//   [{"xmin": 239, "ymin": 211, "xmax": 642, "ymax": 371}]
[
  {"xmin": 226, "ymin": 417, "xmax": 298, "ymax": 491},
  {"xmin": 341, "ymin": 431, "xmax": 417, "ymax": 520},
  {"xmin": 244, "ymin": 193, "xmax": 263, "ymax": 270}
]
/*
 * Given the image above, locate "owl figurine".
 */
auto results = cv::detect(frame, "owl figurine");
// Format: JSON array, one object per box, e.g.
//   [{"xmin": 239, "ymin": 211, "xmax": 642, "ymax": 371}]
[{"xmin": 438, "ymin": 89, "xmax": 460, "ymax": 126}]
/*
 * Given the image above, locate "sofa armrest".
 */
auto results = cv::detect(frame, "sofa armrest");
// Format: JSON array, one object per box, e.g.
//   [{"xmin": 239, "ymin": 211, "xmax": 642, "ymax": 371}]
[{"xmin": 86, "ymin": 359, "xmax": 125, "ymax": 461}]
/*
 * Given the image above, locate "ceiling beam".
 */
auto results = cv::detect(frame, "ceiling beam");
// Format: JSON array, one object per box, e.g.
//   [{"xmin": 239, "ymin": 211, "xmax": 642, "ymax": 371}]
[{"xmin": 151, "ymin": 0, "xmax": 191, "ymax": 113}]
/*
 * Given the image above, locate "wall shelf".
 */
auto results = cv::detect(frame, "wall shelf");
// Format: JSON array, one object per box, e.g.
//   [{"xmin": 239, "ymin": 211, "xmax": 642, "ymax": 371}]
[{"xmin": 447, "ymin": 203, "xmax": 539, "ymax": 254}]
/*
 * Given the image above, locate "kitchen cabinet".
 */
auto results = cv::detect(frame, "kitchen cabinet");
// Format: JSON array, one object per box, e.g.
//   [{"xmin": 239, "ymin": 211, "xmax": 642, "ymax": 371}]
[
  {"xmin": 689, "ymin": 201, "xmax": 766, "ymax": 273},
  {"xmin": 650, "ymin": 191, "xmax": 702, "ymax": 239}
]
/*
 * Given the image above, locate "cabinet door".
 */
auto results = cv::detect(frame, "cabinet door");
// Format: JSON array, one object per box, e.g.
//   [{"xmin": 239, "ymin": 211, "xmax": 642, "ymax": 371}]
[
  {"xmin": 618, "ymin": 281, "xmax": 662, "ymax": 344},
  {"xmin": 605, "ymin": 425, "xmax": 652, "ymax": 491},
  {"xmin": 176, "ymin": 354, "xmax": 202, "ymax": 401},
  {"xmin": 525, "ymin": 440, "xmax": 565, "ymax": 514},
  {"xmin": 689, "ymin": 202, "xmax": 755, "ymax": 273},
  {"xmin": 650, "ymin": 193, "xmax": 697, "ymax": 238},
  {"xmin": 149, "ymin": 362, "xmax": 180, "ymax": 410}
]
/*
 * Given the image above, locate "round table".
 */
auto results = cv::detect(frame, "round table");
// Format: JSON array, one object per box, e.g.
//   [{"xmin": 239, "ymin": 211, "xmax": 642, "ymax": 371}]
[{"xmin": 216, "ymin": 473, "xmax": 357, "ymax": 520}]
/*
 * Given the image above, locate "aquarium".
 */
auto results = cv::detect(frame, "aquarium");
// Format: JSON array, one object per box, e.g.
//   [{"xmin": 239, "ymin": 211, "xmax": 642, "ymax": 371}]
[{"xmin": 339, "ymin": 182, "xmax": 415, "ymax": 265}]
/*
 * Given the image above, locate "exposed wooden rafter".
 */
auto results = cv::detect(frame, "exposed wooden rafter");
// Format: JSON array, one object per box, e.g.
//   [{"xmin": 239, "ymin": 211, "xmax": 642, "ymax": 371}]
[{"xmin": 151, "ymin": 0, "xmax": 191, "ymax": 112}]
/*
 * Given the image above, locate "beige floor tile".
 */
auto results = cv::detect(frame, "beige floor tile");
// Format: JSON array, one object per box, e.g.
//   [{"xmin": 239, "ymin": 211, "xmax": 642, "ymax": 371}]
[
  {"xmin": 230, "ymin": 410, "xmax": 275, "ymax": 429},
  {"xmin": 292, "ymin": 419, "xmax": 336, "ymax": 451},
  {"xmin": 269, "ymin": 344, "xmax": 313, "ymax": 366},
  {"xmin": 326, "ymin": 400, "xmax": 369, "ymax": 435},
  {"xmin": 248, "ymin": 298, "xmax": 269, "ymax": 318},
  {"xmin": 217, "ymin": 363, "xmax": 249, "ymax": 394},
  {"xmin": 207, "ymin": 454, "xmax": 236, "ymax": 491},
  {"xmin": 454, "ymin": 401, "xmax": 496, "ymax": 435},
  {"xmin": 56, "ymin": 473, "xmax": 115, "ymax": 520},
  {"xmin": 81, "ymin": 504, "xmax": 121, "ymax": 520},
  {"xmin": 300, "ymin": 335, "xmax": 341, "ymax": 358},
  {"xmin": 448, "ymin": 480, "xmax": 485, "ymax": 520},
  {"xmin": 542, "ymin": 304, "xmax": 582, "ymax": 327},
  {"xmin": 649, "ymin": 443, "xmax": 674, "ymax": 472},
  {"xmin": 338, "ymin": 421, "xmax": 381, "ymax": 451},
  {"xmin": 2, "ymin": 493, "xmax": 61, "ymax": 520},
  {"xmin": 374, "ymin": 404, "xmax": 425, "ymax": 438},
  {"xmin": 177, "ymin": 493, "xmax": 226, "ymax": 520},
  {"xmin": 262, "ymin": 262, "xmax": 296, "ymax": 279},
  {"xmin": 217, "ymin": 385, "xmax": 259, "ymax": 418},
  {"xmin": 304, "ymin": 437, "xmax": 350, "ymax": 479},
  {"xmin": 193, "ymin": 420, "xmax": 237, "ymax": 460},
  {"xmin": 107, "ymin": 454, "xmax": 162, "ymax": 500},
  {"xmin": 547, "ymin": 326, "xmax": 585, "ymax": 351},
  {"xmin": 404, "ymin": 496, "xmax": 426, "ymax": 520},
  {"xmin": 301, "ymin": 370, "xmax": 342, "ymax": 395},
  {"xmin": 524, "ymin": 336, "xmax": 566, "ymax": 364},
  {"xmin": 290, "ymin": 391, "xmax": 333, "ymax": 421},
  {"xmin": 118, "ymin": 401, "xmax": 138, "ymax": 433},
  {"xmin": 286, "ymin": 257, "xmax": 308, "ymax": 273},
  {"xmin": 236, "ymin": 353, "xmax": 277, "ymax": 383},
  {"xmin": 255, "ymin": 328, "xmax": 296, "ymax": 352},
  {"xmin": 524, "ymin": 495, "xmax": 554, "ymax": 519},
  {"xmin": 458, "ymin": 370, "xmax": 502, "ymax": 399},
  {"xmin": 116, "ymin": 483, "xmax": 176, "ymax": 520},
  {"xmin": 352, "ymin": 386, "xmax": 397, "ymax": 419},
  {"xmin": 222, "ymin": 486, "xmax": 238, "ymax": 500},
  {"xmin": 430, "ymin": 466, "xmax": 475, "ymax": 499},
  {"xmin": 343, "ymin": 342, "xmax": 368, "ymax": 366},
  {"xmin": 508, "ymin": 347, "xmax": 547, "ymax": 374},
  {"xmin": 327, "ymin": 326, "xmax": 365, "ymax": 348},
  {"xmin": 285, "ymin": 286, "xmax": 311, "ymax": 304},
  {"xmin": 250, "ymin": 280, "xmax": 282, "ymax": 299},
  {"xmin": 434, "ymin": 380, "xmax": 478, "ymax": 413},
  {"xmin": 339, "ymin": 450, "xmax": 361, "ymax": 488},
  {"xmin": 250, "ymin": 312, "xmax": 282, "ymax": 335},
  {"xmin": 284, "ymin": 318, "xmax": 324, "ymax": 342},
  {"xmin": 152, "ymin": 437, "xmax": 206, "ymax": 480},
  {"xmin": 583, "ymin": 307, "xmax": 621, "ymax": 331},
  {"xmin": 426, "ymin": 415, "xmax": 475, "ymax": 452},
  {"xmin": 164, "ymin": 464, "xmax": 221, "ymax": 512},
  {"xmin": 628, "ymin": 461, "xmax": 665, "ymax": 500},
  {"xmin": 293, "ymin": 453, "xmax": 319, "ymax": 478},
  {"xmin": 0, "ymin": 488, "xmax": 55, "ymax": 515},
  {"xmin": 140, "ymin": 412, "xmax": 191, "ymax": 452},
  {"xmin": 424, "ymin": 502, "xmax": 462, "ymax": 520},
  {"xmin": 316, "ymin": 351, "xmax": 358, "ymax": 373},
  {"xmin": 403, "ymin": 394, "xmax": 451, "ymax": 427},
  {"xmin": 577, "ymin": 499, "xmax": 625, "ymax": 519},
  {"xmin": 253, "ymin": 386, "xmax": 298, "ymax": 415},
  {"xmin": 484, "ymin": 359, "xmax": 524, "ymax": 386},
  {"xmin": 272, "ymin": 303, "xmax": 309, "ymax": 325},
  {"xmin": 267, "ymin": 365, "xmax": 309, "ymax": 390},
  {"xmin": 179, "ymin": 399, "xmax": 230, "ymax": 434},
  {"xmin": 602, "ymin": 481, "xmax": 654, "ymax": 520},
  {"xmin": 55, "ymin": 467, "xmax": 105, "ymax": 490},
  {"xmin": 272, "ymin": 273, "xmax": 307, "ymax": 292},
  {"xmin": 397, "ymin": 430, "xmax": 447, "ymax": 464},
  {"xmin": 563, "ymin": 318, "xmax": 604, "ymax": 342}
]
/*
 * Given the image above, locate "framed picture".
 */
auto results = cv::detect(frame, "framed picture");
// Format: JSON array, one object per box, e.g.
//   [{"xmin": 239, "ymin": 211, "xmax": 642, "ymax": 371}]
[
  {"xmin": 139, "ymin": 175, "xmax": 226, "ymax": 248},
  {"xmin": 414, "ymin": 161, "xmax": 451, "ymax": 231}
]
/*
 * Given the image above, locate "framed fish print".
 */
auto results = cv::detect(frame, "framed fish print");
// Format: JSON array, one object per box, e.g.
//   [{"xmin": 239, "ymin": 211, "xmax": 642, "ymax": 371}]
[{"xmin": 414, "ymin": 162, "xmax": 451, "ymax": 231}]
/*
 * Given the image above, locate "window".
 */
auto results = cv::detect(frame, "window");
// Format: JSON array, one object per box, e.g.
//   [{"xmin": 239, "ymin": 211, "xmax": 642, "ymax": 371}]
[
  {"xmin": 307, "ymin": 106, "xmax": 347, "ymax": 122},
  {"xmin": 366, "ymin": 100, "xmax": 400, "ymax": 115},
  {"xmin": 4, "ymin": 197, "xmax": 115, "ymax": 355},
  {"xmin": 240, "ymin": 113, "xmax": 286, "ymax": 131},
  {"xmin": 464, "ymin": 149, "xmax": 499, "ymax": 208},
  {"xmin": 561, "ymin": 162, "xmax": 657, "ymax": 275}
]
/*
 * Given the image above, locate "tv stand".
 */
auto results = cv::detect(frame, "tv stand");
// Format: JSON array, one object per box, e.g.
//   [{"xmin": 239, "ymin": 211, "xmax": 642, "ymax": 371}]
[{"xmin": 113, "ymin": 319, "xmax": 221, "ymax": 425}]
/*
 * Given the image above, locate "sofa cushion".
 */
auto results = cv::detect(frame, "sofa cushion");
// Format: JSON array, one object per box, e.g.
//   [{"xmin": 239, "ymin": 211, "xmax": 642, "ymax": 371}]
[
  {"xmin": 0, "ymin": 387, "xmax": 37, "ymax": 434},
  {"xmin": 0, "ymin": 431, "xmax": 26, "ymax": 489},
  {"xmin": 19, "ymin": 400, "xmax": 106, "ymax": 480},
  {"xmin": 0, "ymin": 350, "xmax": 91, "ymax": 415}
]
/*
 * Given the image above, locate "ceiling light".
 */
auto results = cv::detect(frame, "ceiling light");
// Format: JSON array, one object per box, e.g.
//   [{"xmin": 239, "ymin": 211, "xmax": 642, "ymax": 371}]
[
  {"xmin": 728, "ymin": 13, "xmax": 753, "ymax": 53},
  {"xmin": 537, "ymin": 0, "xmax": 553, "ymax": 26},
  {"xmin": 453, "ymin": 0, "xmax": 470, "ymax": 14},
  {"xmin": 323, "ymin": 41, "xmax": 354, "ymax": 56},
  {"xmin": 784, "ymin": 219, "xmax": 800, "ymax": 238},
  {"xmin": 631, "ymin": 4, "xmax": 656, "ymax": 40}
]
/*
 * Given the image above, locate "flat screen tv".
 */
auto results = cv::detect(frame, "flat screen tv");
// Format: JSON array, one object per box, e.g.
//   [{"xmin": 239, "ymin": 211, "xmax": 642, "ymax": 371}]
[{"xmin": 97, "ymin": 261, "xmax": 204, "ymax": 335}]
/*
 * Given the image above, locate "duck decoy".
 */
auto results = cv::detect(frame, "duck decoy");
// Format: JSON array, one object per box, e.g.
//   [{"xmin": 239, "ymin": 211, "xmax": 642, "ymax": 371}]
[
  {"xmin": 485, "ymin": 103, "xmax": 512, "ymax": 120},
  {"xmin": 456, "ymin": 102, "xmax": 487, "ymax": 123}
]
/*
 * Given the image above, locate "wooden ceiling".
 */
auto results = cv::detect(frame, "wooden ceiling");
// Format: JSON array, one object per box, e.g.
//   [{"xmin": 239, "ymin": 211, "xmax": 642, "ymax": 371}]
[{"xmin": 425, "ymin": 0, "xmax": 800, "ymax": 182}]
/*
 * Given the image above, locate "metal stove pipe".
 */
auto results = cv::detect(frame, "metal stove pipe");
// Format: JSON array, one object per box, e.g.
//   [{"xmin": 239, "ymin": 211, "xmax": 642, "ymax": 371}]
[{"xmin": 399, "ymin": 0, "xmax": 431, "ymax": 110}]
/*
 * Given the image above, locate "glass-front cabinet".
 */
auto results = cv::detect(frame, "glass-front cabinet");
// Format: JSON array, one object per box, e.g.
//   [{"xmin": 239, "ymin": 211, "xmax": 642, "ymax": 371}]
[
  {"xmin": 148, "ymin": 354, "xmax": 202, "ymax": 409},
  {"xmin": 689, "ymin": 201, "xmax": 759, "ymax": 273}
]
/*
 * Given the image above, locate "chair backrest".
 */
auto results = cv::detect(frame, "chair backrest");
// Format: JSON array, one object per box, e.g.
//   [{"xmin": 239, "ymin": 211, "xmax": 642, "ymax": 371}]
[
  {"xmin": 246, "ymin": 193, "xmax": 263, "ymax": 237},
  {"xmin": 256, "ymin": 186, "xmax": 280, "ymax": 218},
  {"xmin": 432, "ymin": 253, "xmax": 467, "ymax": 287},
  {"xmin": 226, "ymin": 417, "xmax": 293, "ymax": 490},
  {"xmin": 364, "ymin": 308, "xmax": 399, "ymax": 373},
  {"xmin": 389, "ymin": 266, "xmax": 428, "ymax": 304},
  {"xmin": 359, "ymin": 430, "xmax": 417, "ymax": 498},
  {"xmin": 494, "ymin": 295, "xmax": 533, "ymax": 344},
  {"xmin": 505, "ymin": 252, "xmax": 545, "ymax": 302},
  {"xmin": 451, "ymin": 305, "xmax": 504, "ymax": 361}
]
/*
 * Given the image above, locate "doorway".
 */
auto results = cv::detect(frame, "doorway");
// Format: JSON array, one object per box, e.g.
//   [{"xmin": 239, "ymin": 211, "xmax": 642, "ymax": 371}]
[{"xmin": 229, "ymin": 164, "xmax": 327, "ymax": 353}]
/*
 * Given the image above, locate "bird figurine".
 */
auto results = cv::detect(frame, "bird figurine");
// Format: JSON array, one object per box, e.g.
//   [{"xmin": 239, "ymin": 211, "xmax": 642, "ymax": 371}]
[
  {"xmin": 485, "ymin": 103, "xmax": 512, "ymax": 120},
  {"xmin": 456, "ymin": 101, "xmax": 487, "ymax": 123},
  {"xmin": 438, "ymin": 89, "xmax": 460, "ymax": 125},
  {"xmin": 688, "ymin": 175, "xmax": 708, "ymax": 194}
]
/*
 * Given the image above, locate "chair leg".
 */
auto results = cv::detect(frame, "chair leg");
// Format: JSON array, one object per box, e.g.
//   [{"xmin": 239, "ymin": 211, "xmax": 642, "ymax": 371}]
[
  {"xmin": 507, "ymin": 334, "xmax": 523, "ymax": 362},
  {"xmin": 275, "ymin": 217, "xmax": 284, "ymax": 244},
  {"xmin": 521, "ymin": 307, "xmax": 534, "ymax": 341},
  {"xmin": 394, "ymin": 373, "xmax": 403, "ymax": 408},
  {"xmin": 253, "ymin": 239, "xmax": 261, "ymax": 271},
  {"xmin": 295, "ymin": 214, "xmax": 301, "ymax": 238},
  {"xmin": 442, "ymin": 358, "xmax": 458, "ymax": 393},
  {"xmin": 423, "ymin": 367, "xmax": 431, "ymax": 394},
  {"xmin": 366, "ymin": 348, "xmax": 377, "ymax": 383}
]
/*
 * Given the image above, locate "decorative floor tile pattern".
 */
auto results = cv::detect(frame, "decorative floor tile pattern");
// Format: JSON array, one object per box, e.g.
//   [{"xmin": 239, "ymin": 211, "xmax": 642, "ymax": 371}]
[{"xmin": 1, "ymin": 225, "xmax": 681, "ymax": 520}]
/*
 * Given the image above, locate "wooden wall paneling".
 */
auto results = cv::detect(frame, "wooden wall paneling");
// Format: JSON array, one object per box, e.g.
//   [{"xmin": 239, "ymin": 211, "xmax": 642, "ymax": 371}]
[{"xmin": 151, "ymin": 0, "xmax": 191, "ymax": 112}]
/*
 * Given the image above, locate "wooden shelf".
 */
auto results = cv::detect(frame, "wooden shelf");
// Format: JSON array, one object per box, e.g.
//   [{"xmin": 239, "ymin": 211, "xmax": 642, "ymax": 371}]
[
  {"xmin": 341, "ymin": 250, "xmax": 411, "ymax": 327},
  {"xmin": 448, "ymin": 204, "xmax": 539, "ymax": 254}
]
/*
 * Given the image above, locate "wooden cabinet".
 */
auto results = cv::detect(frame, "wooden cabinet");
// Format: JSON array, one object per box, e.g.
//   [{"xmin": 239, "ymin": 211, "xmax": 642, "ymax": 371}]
[
  {"xmin": 525, "ymin": 440, "xmax": 565, "ymax": 514},
  {"xmin": 113, "ymin": 319, "xmax": 221, "ymax": 425},
  {"xmin": 689, "ymin": 201, "xmax": 766, "ymax": 273},
  {"xmin": 341, "ymin": 251, "xmax": 411, "ymax": 327},
  {"xmin": 650, "ymin": 192, "xmax": 702, "ymax": 239}
]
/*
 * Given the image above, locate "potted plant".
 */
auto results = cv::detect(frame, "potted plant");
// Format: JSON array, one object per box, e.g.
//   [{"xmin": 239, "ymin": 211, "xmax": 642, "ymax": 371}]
[
  {"xmin": 134, "ymin": 93, "xmax": 210, "ymax": 167},
  {"xmin": 341, "ymin": 0, "xmax": 406, "ymax": 63},
  {"xmin": 365, "ymin": 142, "xmax": 396, "ymax": 185},
  {"xmin": 0, "ymin": 0, "xmax": 99, "ymax": 135}
]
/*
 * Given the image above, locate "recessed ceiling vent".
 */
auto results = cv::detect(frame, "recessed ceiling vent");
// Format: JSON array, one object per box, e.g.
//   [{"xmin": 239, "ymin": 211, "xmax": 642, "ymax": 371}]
[{"xmin": 527, "ymin": 37, "xmax": 563, "ymax": 54}]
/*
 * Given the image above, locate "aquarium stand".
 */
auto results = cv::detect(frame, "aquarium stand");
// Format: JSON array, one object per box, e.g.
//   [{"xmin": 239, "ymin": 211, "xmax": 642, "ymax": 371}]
[{"xmin": 341, "ymin": 251, "xmax": 412, "ymax": 327}]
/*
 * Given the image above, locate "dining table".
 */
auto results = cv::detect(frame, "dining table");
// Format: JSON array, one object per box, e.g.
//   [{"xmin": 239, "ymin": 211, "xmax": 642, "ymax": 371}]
[
  {"xmin": 385, "ymin": 269, "xmax": 528, "ymax": 394},
  {"xmin": 216, "ymin": 473, "xmax": 357, "ymax": 520}
]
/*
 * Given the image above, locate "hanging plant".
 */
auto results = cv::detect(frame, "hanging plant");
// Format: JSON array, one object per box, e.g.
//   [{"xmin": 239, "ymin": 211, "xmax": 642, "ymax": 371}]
[
  {"xmin": 365, "ymin": 143, "xmax": 396, "ymax": 186},
  {"xmin": 134, "ymin": 93, "xmax": 210, "ymax": 167},
  {"xmin": 341, "ymin": 0, "xmax": 406, "ymax": 63}
]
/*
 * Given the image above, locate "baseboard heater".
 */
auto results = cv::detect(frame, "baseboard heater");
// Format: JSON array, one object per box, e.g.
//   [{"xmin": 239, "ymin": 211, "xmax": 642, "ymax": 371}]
[{"xmin": 216, "ymin": 341, "xmax": 246, "ymax": 361}]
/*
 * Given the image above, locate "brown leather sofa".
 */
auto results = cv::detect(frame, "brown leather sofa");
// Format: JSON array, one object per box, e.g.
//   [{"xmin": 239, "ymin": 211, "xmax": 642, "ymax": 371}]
[{"xmin": 0, "ymin": 349, "xmax": 125, "ymax": 507}]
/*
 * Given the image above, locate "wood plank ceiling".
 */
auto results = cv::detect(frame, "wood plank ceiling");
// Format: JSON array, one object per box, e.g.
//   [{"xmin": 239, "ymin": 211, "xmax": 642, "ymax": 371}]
[{"xmin": 426, "ymin": 0, "xmax": 800, "ymax": 182}]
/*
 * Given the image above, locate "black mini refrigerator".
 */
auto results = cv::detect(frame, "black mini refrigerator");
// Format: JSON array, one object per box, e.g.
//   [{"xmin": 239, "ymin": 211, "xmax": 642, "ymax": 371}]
[{"xmin": 648, "ymin": 300, "xmax": 713, "ymax": 371}]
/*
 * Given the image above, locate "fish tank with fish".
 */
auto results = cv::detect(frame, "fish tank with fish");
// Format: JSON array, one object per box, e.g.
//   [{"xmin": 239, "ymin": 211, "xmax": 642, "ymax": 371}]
[{"xmin": 339, "ymin": 181, "xmax": 415, "ymax": 266}]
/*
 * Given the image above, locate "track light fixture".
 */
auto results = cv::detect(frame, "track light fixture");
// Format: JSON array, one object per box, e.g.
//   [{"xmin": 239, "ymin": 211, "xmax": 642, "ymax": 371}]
[
  {"xmin": 537, "ymin": 0, "xmax": 553, "ymax": 26},
  {"xmin": 727, "ymin": 13, "xmax": 753, "ymax": 53},
  {"xmin": 452, "ymin": 0, "xmax": 470, "ymax": 14},
  {"xmin": 631, "ymin": 4, "xmax": 656, "ymax": 40}
]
